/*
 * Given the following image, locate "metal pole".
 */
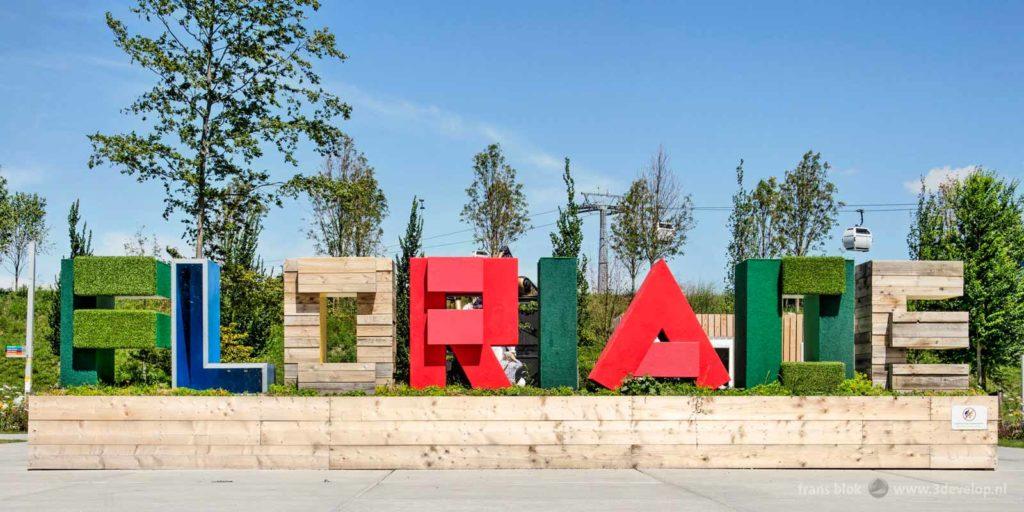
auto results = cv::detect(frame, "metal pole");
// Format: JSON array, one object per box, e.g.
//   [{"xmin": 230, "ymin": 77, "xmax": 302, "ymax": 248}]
[
  {"xmin": 23, "ymin": 240, "xmax": 36, "ymax": 395},
  {"xmin": 597, "ymin": 206, "xmax": 608, "ymax": 294}
]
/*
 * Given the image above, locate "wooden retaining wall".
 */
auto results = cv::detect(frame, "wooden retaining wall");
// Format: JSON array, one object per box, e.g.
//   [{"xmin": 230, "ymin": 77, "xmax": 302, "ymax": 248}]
[{"xmin": 28, "ymin": 395, "xmax": 997, "ymax": 470}]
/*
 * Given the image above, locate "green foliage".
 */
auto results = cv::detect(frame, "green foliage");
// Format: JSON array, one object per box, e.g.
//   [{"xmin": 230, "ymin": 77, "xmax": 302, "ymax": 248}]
[
  {"xmin": 0, "ymin": 290, "xmax": 60, "ymax": 392},
  {"xmin": 550, "ymin": 158, "xmax": 593, "ymax": 345},
  {"xmin": 72, "ymin": 310, "xmax": 170, "ymax": 350},
  {"xmin": 461, "ymin": 143, "xmax": 530, "ymax": 255},
  {"xmin": 369, "ymin": 384, "xmax": 591, "ymax": 397},
  {"xmin": 0, "ymin": 388, "xmax": 27, "ymax": 432},
  {"xmin": 48, "ymin": 200, "xmax": 94, "ymax": 355},
  {"xmin": 297, "ymin": 137, "xmax": 388, "ymax": 257},
  {"xmin": 73, "ymin": 256, "xmax": 169, "ymax": 297},
  {"xmin": 325, "ymin": 297, "xmax": 356, "ymax": 363},
  {"xmin": 726, "ymin": 160, "xmax": 787, "ymax": 289},
  {"xmin": 115, "ymin": 348, "xmax": 170, "ymax": 386},
  {"xmin": 203, "ymin": 180, "xmax": 282, "ymax": 356},
  {"xmin": 777, "ymin": 151, "xmax": 842, "ymax": 256},
  {"xmin": 779, "ymin": 362, "xmax": 845, "ymax": 394},
  {"xmin": 781, "ymin": 256, "xmax": 846, "ymax": 295},
  {"xmin": 394, "ymin": 197, "xmax": 424, "ymax": 384},
  {"xmin": 618, "ymin": 375, "xmax": 662, "ymax": 395},
  {"xmin": 682, "ymin": 281, "xmax": 734, "ymax": 313},
  {"xmin": 908, "ymin": 169, "xmax": 1024, "ymax": 388},
  {"xmin": 836, "ymin": 372, "xmax": 889, "ymax": 396},
  {"xmin": 258, "ymin": 323, "xmax": 285, "ymax": 386},
  {"xmin": 88, "ymin": 0, "xmax": 350, "ymax": 255},
  {"xmin": 0, "ymin": 189, "xmax": 48, "ymax": 289},
  {"xmin": 611, "ymin": 179, "xmax": 651, "ymax": 293}
]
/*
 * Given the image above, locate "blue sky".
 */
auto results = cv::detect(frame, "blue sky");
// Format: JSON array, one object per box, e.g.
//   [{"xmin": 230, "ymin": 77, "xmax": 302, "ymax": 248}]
[{"xmin": 2, "ymin": 1, "xmax": 1023, "ymax": 289}]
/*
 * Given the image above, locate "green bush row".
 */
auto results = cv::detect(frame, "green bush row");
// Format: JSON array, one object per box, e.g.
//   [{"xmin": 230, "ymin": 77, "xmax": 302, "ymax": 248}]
[
  {"xmin": 45, "ymin": 373, "xmax": 986, "ymax": 398},
  {"xmin": 779, "ymin": 361, "xmax": 845, "ymax": 394},
  {"xmin": 781, "ymin": 256, "xmax": 846, "ymax": 295},
  {"xmin": 74, "ymin": 256, "xmax": 171, "ymax": 297},
  {"xmin": 73, "ymin": 309, "xmax": 171, "ymax": 349}
]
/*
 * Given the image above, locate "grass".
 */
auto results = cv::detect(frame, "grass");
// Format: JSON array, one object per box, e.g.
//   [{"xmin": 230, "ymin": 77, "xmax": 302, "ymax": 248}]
[
  {"xmin": 73, "ymin": 309, "xmax": 171, "ymax": 350},
  {"xmin": 0, "ymin": 439, "xmax": 25, "ymax": 444},
  {"xmin": 781, "ymin": 256, "xmax": 847, "ymax": 295},
  {"xmin": 999, "ymin": 438, "xmax": 1024, "ymax": 449},
  {"xmin": 74, "ymin": 256, "xmax": 171, "ymax": 297}
]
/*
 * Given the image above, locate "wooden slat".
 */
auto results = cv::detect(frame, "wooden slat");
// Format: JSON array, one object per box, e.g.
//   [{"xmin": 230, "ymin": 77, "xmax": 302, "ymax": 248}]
[
  {"xmin": 891, "ymin": 364, "xmax": 969, "ymax": 376},
  {"xmin": 891, "ymin": 311, "xmax": 969, "ymax": 323},
  {"xmin": 868, "ymin": 260, "xmax": 963, "ymax": 277},
  {"xmin": 889, "ymin": 337, "xmax": 969, "ymax": 349},
  {"xmin": 891, "ymin": 375, "xmax": 970, "ymax": 391},
  {"xmin": 27, "ymin": 395, "xmax": 998, "ymax": 470}
]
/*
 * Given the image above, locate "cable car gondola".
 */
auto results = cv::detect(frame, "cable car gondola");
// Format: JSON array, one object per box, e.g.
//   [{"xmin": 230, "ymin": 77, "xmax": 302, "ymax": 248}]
[{"xmin": 842, "ymin": 209, "xmax": 872, "ymax": 252}]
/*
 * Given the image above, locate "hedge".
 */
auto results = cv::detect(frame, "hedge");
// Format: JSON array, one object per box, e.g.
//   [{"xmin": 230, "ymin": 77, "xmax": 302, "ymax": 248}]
[
  {"xmin": 73, "ymin": 256, "xmax": 171, "ymax": 297},
  {"xmin": 72, "ymin": 310, "xmax": 171, "ymax": 350},
  {"xmin": 781, "ymin": 256, "xmax": 846, "ymax": 295},
  {"xmin": 779, "ymin": 361, "xmax": 845, "ymax": 394}
]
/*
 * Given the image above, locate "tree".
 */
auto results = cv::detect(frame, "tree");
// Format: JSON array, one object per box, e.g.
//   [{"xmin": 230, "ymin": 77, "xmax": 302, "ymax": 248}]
[
  {"xmin": 549, "ymin": 158, "xmax": 592, "ymax": 344},
  {"xmin": 461, "ymin": 143, "xmax": 530, "ymax": 256},
  {"xmin": 2, "ymin": 192, "xmax": 47, "ymax": 290},
  {"xmin": 303, "ymin": 137, "xmax": 388, "ymax": 257},
  {"xmin": 0, "ymin": 174, "xmax": 10, "ymax": 265},
  {"xmin": 725, "ymin": 160, "xmax": 784, "ymax": 289},
  {"xmin": 908, "ymin": 169, "xmax": 1024, "ymax": 388},
  {"xmin": 776, "ymin": 151, "xmax": 841, "ymax": 256},
  {"xmin": 638, "ymin": 146, "xmax": 695, "ymax": 265},
  {"xmin": 394, "ymin": 197, "xmax": 424, "ymax": 383},
  {"xmin": 48, "ymin": 200, "xmax": 94, "ymax": 355},
  {"xmin": 88, "ymin": 0, "xmax": 350, "ymax": 257},
  {"xmin": 207, "ymin": 179, "xmax": 280, "ymax": 355},
  {"xmin": 611, "ymin": 179, "xmax": 650, "ymax": 294}
]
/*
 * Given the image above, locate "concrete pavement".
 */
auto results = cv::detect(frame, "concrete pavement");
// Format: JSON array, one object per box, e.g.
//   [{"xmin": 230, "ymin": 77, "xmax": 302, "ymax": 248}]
[{"xmin": 1, "ymin": 442, "xmax": 1020, "ymax": 511}]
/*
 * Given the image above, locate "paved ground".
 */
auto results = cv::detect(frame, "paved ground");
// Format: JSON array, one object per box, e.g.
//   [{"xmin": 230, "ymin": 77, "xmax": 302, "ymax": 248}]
[{"xmin": 1, "ymin": 441, "xmax": 1020, "ymax": 511}]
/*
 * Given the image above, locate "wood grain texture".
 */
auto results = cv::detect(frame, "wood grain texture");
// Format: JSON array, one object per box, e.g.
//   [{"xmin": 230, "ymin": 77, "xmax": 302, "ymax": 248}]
[
  {"xmin": 854, "ymin": 260, "xmax": 969, "ymax": 389},
  {"xmin": 28, "ymin": 395, "xmax": 997, "ymax": 470},
  {"xmin": 283, "ymin": 258, "xmax": 396, "ymax": 390}
]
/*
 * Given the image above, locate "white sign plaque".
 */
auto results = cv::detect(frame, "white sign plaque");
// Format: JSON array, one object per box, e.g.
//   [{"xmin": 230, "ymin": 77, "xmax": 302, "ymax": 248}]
[{"xmin": 950, "ymin": 405, "xmax": 987, "ymax": 430}]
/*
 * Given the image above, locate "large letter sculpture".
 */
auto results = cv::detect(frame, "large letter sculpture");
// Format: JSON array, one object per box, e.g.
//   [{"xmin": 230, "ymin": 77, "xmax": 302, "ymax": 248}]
[
  {"xmin": 734, "ymin": 257, "xmax": 854, "ymax": 387},
  {"xmin": 854, "ymin": 260, "xmax": 969, "ymax": 390},
  {"xmin": 589, "ymin": 260, "xmax": 730, "ymax": 389},
  {"xmin": 283, "ymin": 257, "xmax": 395, "ymax": 393},
  {"xmin": 538, "ymin": 257, "xmax": 579, "ymax": 389},
  {"xmin": 410, "ymin": 257, "xmax": 519, "ymax": 389},
  {"xmin": 171, "ymin": 259, "xmax": 274, "ymax": 393},
  {"xmin": 60, "ymin": 256, "xmax": 171, "ymax": 386}
]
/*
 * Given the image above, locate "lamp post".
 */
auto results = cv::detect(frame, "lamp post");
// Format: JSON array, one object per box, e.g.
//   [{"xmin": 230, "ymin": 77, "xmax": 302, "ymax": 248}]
[{"xmin": 23, "ymin": 240, "xmax": 36, "ymax": 394}]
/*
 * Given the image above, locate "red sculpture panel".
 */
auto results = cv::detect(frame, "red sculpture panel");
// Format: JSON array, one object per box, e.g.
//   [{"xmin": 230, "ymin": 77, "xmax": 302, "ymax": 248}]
[
  {"xmin": 588, "ymin": 260, "xmax": 730, "ymax": 389},
  {"xmin": 409, "ymin": 257, "xmax": 519, "ymax": 389}
]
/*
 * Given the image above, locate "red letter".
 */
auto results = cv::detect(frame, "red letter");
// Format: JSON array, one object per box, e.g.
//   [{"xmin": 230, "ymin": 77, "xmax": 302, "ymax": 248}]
[
  {"xmin": 410, "ymin": 257, "xmax": 518, "ymax": 389},
  {"xmin": 589, "ymin": 260, "xmax": 730, "ymax": 389}
]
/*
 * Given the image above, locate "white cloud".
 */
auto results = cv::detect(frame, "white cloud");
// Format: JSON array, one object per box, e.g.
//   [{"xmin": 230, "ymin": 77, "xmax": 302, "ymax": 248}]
[
  {"xmin": 903, "ymin": 165, "xmax": 979, "ymax": 194},
  {"xmin": 0, "ymin": 165, "xmax": 46, "ymax": 188},
  {"xmin": 337, "ymin": 83, "xmax": 596, "ymax": 173},
  {"xmin": 334, "ymin": 82, "xmax": 623, "ymax": 204}
]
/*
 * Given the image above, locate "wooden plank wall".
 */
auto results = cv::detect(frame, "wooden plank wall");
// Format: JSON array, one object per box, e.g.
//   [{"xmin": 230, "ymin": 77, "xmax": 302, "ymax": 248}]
[
  {"xmin": 782, "ymin": 313, "xmax": 803, "ymax": 362},
  {"xmin": 696, "ymin": 313, "xmax": 803, "ymax": 362},
  {"xmin": 283, "ymin": 258, "xmax": 395, "ymax": 393},
  {"xmin": 28, "ymin": 395, "xmax": 997, "ymax": 470},
  {"xmin": 855, "ymin": 260, "xmax": 967, "ymax": 389},
  {"xmin": 696, "ymin": 314, "xmax": 734, "ymax": 339}
]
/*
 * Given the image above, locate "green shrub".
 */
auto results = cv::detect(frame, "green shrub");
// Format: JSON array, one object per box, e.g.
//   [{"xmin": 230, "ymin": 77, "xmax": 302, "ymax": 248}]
[
  {"xmin": 73, "ymin": 309, "xmax": 170, "ymax": 349},
  {"xmin": 780, "ymin": 361, "xmax": 845, "ymax": 394},
  {"xmin": 74, "ymin": 256, "xmax": 170, "ymax": 297},
  {"xmin": 781, "ymin": 256, "xmax": 846, "ymax": 295}
]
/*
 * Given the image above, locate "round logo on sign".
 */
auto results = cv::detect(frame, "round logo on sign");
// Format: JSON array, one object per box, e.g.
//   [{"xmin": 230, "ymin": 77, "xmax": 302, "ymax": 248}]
[{"xmin": 962, "ymin": 407, "xmax": 976, "ymax": 421}]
